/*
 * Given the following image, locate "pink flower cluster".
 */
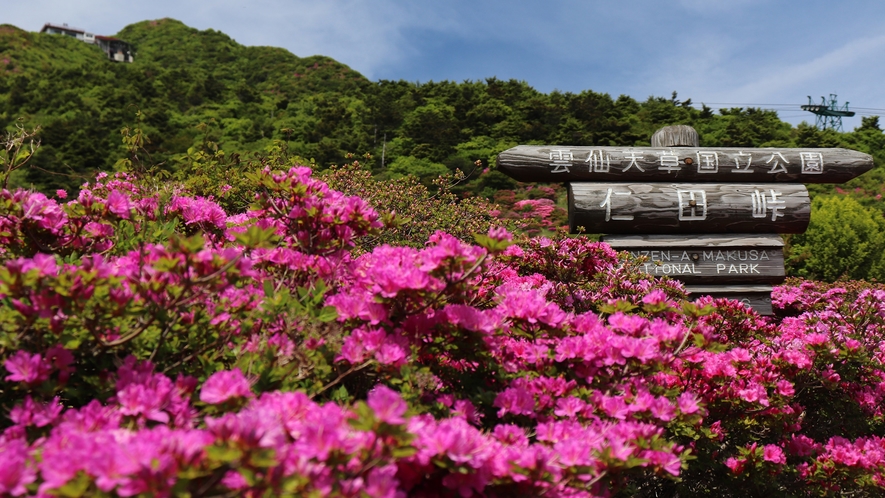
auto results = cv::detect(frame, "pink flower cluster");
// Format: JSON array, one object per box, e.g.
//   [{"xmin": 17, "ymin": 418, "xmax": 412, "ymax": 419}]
[
  {"xmin": 2, "ymin": 165, "xmax": 885, "ymax": 496},
  {"xmin": 4, "ymin": 346, "xmax": 73, "ymax": 385},
  {"xmin": 251, "ymin": 166, "xmax": 383, "ymax": 255}
]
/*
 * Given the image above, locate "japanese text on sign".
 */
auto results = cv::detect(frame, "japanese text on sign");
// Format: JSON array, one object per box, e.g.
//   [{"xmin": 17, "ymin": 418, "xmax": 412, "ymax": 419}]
[
  {"xmin": 599, "ymin": 188, "xmax": 634, "ymax": 221},
  {"xmin": 549, "ymin": 149, "xmax": 573, "ymax": 173},
  {"xmin": 677, "ymin": 190, "xmax": 708, "ymax": 221},
  {"xmin": 542, "ymin": 149, "xmax": 827, "ymax": 175},
  {"xmin": 585, "ymin": 150, "xmax": 612, "ymax": 173},
  {"xmin": 751, "ymin": 189, "xmax": 786, "ymax": 221}
]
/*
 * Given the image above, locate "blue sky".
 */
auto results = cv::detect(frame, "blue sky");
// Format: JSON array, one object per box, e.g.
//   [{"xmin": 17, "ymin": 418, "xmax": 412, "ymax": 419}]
[{"xmin": 5, "ymin": 0, "xmax": 885, "ymax": 130}]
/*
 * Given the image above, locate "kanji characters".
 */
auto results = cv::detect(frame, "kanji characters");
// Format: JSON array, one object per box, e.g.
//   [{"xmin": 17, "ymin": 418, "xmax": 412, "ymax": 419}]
[
  {"xmin": 599, "ymin": 188, "xmax": 635, "ymax": 221},
  {"xmin": 585, "ymin": 150, "xmax": 612, "ymax": 173},
  {"xmin": 549, "ymin": 149, "xmax": 573, "ymax": 173},
  {"xmin": 676, "ymin": 190, "xmax": 708, "ymax": 221},
  {"xmin": 800, "ymin": 152, "xmax": 824, "ymax": 174},
  {"xmin": 751, "ymin": 189, "xmax": 786, "ymax": 221},
  {"xmin": 696, "ymin": 151, "xmax": 719, "ymax": 174}
]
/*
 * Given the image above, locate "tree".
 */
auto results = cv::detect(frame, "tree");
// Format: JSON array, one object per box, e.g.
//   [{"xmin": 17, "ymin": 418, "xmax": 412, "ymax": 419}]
[
  {"xmin": 787, "ymin": 195, "xmax": 885, "ymax": 282},
  {"xmin": 385, "ymin": 155, "xmax": 449, "ymax": 186},
  {"xmin": 400, "ymin": 101, "xmax": 459, "ymax": 161}
]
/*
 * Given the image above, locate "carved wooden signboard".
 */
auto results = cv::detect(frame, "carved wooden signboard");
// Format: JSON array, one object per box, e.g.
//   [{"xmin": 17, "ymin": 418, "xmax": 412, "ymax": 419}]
[
  {"xmin": 602, "ymin": 235, "xmax": 785, "ymax": 285},
  {"xmin": 497, "ymin": 145, "xmax": 873, "ymax": 183},
  {"xmin": 568, "ymin": 183, "xmax": 810, "ymax": 234},
  {"xmin": 494, "ymin": 125, "xmax": 872, "ymax": 315}
]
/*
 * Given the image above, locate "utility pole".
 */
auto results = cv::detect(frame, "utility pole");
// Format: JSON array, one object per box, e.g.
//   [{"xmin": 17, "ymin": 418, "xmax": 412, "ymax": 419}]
[{"xmin": 381, "ymin": 133, "xmax": 386, "ymax": 168}]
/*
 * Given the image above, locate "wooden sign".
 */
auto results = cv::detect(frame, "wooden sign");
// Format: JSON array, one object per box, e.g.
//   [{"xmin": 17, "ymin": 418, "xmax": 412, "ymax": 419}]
[
  {"xmin": 568, "ymin": 183, "xmax": 810, "ymax": 234},
  {"xmin": 602, "ymin": 234, "xmax": 785, "ymax": 284},
  {"xmin": 497, "ymin": 145, "xmax": 873, "ymax": 183},
  {"xmin": 684, "ymin": 285, "xmax": 774, "ymax": 315}
]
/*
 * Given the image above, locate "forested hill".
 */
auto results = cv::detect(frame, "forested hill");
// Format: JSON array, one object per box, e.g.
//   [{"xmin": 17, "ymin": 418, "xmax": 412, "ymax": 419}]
[
  {"xmin": 0, "ymin": 18, "xmax": 369, "ymax": 191},
  {"xmin": 1, "ymin": 18, "xmax": 884, "ymax": 201}
]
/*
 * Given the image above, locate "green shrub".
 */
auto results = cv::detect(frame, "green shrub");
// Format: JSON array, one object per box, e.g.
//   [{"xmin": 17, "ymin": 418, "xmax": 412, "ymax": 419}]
[{"xmin": 787, "ymin": 195, "xmax": 885, "ymax": 281}]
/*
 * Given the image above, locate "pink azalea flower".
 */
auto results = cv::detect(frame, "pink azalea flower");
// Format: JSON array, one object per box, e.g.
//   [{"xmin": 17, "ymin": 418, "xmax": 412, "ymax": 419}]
[
  {"xmin": 641, "ymin": 289, "xmax": 669, "ymax": 306},
  {"xmin": 375, "ymin": 343, "xmax": 408, "ymax": 366},
  {"xmin": 0, "ymin": 438, "xmax": 35, "ymax": 496},
  {"xmin": 676, "ymin": 392, "xmax": 701, "ymax": 415},
  {"xmin": 106, "ymin": 189, "xmax": 133, "ymax": 219},
  {"xmin": 763, "ymin": 444, "xmax": 786, "ymax": 465},
  {"xmin": 367, "ymin": 385, "xmax": 408, "ymax": 425},
  {"xmin": 776, "ymin": 379, "xmax": 795, "ymax": 397},
  {"xmin": 452, "ymin": 399, "xmax": 483, "ymax": 425},
  {"xmin": 221, "ymin": 470, "xmax": 249, "ymax": 490},
  {"xmin": 4, "ymin": 350, "xmax": 51, "ymax": 384},
  {"xmin": 494, "ymin": 387, "xmax": 536, "ymax": 417},
  {"xmin": 166, "ymin": 196, "xmax": 227, "ymax": 228},
  {"xmin": 725, "ymin": 456, "xmax": 745, "ymax": 474},
  {"xmin": 364, "ymin": 464, "xmax": 401, "ymax": 498},
  {"xmin": 339, "ymin": 335, "xmax": 368, "ymax": 364},
  {"xmin": 9, "ymin": 396, "xmax": 64, "ymax": 428},
  {"xmin": 492, "ymin": 424, "xmax": 528, "ymax": 447},
  {"xmin": 20, "ymin": 191, "xmax": 67, "ymax": 232},
  {"xmin": 200, "ymin": 369, "xmax": 253, "ymax": 405},
  {"xmin": 787, "ymin": 434, "xmax": 820, "ymax": 457},
  {"xmin": 45, "ymin": 345, "xmax": 75, "ymax": 383},
  {"xmin": 553, "ymin": 397, "xmax": 585, "ymax": 418},
  {"xmin": 487, "ymin": 226, "xmax": 512, "ymax": 242}
]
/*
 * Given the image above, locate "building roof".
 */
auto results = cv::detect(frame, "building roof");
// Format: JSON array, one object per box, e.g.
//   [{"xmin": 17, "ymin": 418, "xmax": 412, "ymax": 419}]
[{"xmin": 40, "ymin": 23, "xmax": 88, "ymax": 34}]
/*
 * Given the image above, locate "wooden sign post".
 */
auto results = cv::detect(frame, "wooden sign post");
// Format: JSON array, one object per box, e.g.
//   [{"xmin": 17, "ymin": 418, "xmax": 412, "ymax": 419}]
[
  {"xmin": 495, "ymin": 124, "xmax": 873, "ymax": 315},
  {"xmin": 497, "ymin": 145, "xmax": 873, "ymax": 183},
  {"xmin": 568, "ymin": 183, "xmax": 810, "ymax": 234},
  {"xmin": 602, "ymin": 235, "xmax": 785, "ymax": 285}
]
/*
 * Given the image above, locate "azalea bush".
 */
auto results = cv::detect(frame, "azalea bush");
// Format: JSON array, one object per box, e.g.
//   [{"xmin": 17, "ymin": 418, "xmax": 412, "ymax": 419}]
[
  {"xmin": 322, "ymin": 156, "xmax": 510, "ymax": 251},
  {"xmin": 2, "ymin": 161, "xmax": 885, "ymax": 497},
  {"xmin": 491, "ymin": 182, "xmax": 569, "ymax": 237}
]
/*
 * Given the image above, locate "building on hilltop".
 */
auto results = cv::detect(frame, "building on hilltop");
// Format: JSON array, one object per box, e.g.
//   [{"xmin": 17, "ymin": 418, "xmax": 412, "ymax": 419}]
[
  {"xmin": 40, "ymin": 22, "xmax": 134, "ymax": 63},
  {"xmin": 93, "ymin": 35, "xmax": 134, "ymax": 63}
]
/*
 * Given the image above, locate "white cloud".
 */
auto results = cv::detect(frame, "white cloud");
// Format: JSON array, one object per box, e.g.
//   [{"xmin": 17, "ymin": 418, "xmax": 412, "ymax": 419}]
[
  {"xmin": 730, "ymin": 32, "xmax": 885, "ymax": 101},
  {"xmin": 4, "ymin": 0, "xmax": 448, "ymax": 77},
  {"xmin": 5, "ymin": 0, "xmax": 885, "ymax": 126},
  {"xmin": 194, "ymin": 1, "xmax": 425, "ymax": 76}
]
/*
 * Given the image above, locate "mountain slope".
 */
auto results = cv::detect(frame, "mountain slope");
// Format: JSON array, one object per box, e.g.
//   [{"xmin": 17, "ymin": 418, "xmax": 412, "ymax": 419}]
[
  {"xmin": 0, "ymin": 19, "xmax": 372, "ymax": 191},
  {"xmin": 1, "ymin": 18, "xmax": 882, "ymax": 212}
]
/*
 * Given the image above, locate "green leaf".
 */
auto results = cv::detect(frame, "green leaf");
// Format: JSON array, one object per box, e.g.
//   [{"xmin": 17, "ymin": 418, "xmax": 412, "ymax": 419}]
[
  {"xmin": 599, "ymin": 300, "xmax": 638, "ymax": 315},
  {"xmin": 348, "ymin": 401, "xmax": 377, "ymax": 431},
  {"xmin": 331, "ymin": 385, "xmax": 349, "ymax": 402},
  {"xmin": 248, "ymin": 448, "xmax": 278, "ymax": 468},
  {"xmin": 233, "ymin": 225, "xmax": 280, "ymax": 249},
  {"xmin": 392, "ymin": 446, "xmax": 418, "ymax": 458},
  {"xmin": 55, "ymin": 471, "xmax": 91, "ymax": 497},
  {"xmin": 473, "ymin": 232, "xmax": 513, "ymax": 253},
  {"xmin": 681, "ymin": 301, "xmax": 715, "ymax": 318},
  {"xmin": 205, "ymin": 445, "xmax": 243, "ymax": 463},
  {"xmin": 317, "ymin": 306, "xmax": 338, "ymax": 322}
]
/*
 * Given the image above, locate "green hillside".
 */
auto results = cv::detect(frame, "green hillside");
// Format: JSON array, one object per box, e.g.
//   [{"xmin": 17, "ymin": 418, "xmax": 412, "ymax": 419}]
[
  {"xmin": 2, "ymin": 18, "xmax": 885, "ymax": 281},
  {"xmin": 2, "ymin": 18, "xmax": 882, "ymax": 192},
  {"xmin": 0, "ymin": 19, "xmax": 371, "ymax": 191}
]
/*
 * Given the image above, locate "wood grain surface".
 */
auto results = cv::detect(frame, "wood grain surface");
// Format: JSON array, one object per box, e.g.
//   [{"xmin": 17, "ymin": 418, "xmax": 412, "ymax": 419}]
[
  {"xmin": 568, "ymin": 183, "xmax": 810, "ymax": 234},
  {"xmin": 603, "ymin": 234, "xmax": 785, "ymax": 284},
  {"xmin": 497, "ymin": 145, "xmax": 872, "ymax": 183}
]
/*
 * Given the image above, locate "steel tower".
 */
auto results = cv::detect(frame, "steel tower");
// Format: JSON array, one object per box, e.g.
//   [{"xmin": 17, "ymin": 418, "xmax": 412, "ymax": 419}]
[{"xmin": 801, "ymin": 94, "xmax": 855, "ymax": 131}]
